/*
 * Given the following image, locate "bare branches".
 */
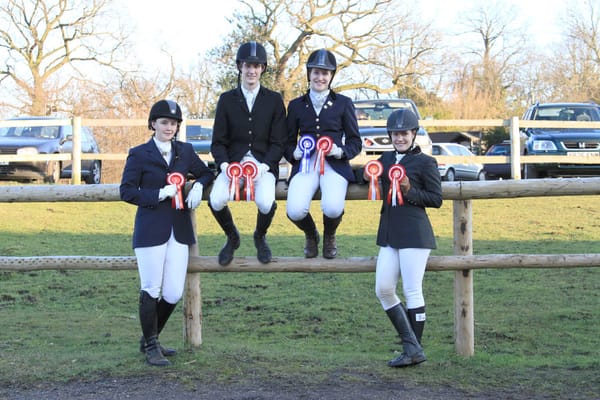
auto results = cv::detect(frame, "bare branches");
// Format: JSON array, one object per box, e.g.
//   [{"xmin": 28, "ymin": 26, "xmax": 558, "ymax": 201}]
[{"xmin": 0, "ymin": 0, "xmax": 129, "ymax": 115}]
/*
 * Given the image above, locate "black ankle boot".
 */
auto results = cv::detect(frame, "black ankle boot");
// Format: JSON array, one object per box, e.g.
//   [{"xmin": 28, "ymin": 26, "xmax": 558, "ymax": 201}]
[
  {"xmin": 210, "ymin": 204, "xmax": 240, "ymax": 266},
  {"xmin": 288, "ymin": 214, "xmax": 319, "ymax": 258},
  {"xmin": 144, "ymin": 336, "xmax": 170, "ymax": 366}
]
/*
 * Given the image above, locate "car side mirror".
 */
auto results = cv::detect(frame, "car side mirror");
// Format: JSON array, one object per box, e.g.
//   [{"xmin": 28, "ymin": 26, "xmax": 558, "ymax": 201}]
[{"xmin": 60, "ymin": 134, "xmax": 73, "ymax": 145}]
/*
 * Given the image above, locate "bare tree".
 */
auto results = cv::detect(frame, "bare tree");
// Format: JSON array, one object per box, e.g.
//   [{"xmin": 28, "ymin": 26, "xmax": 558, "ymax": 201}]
[
  {"xmin": 209, "ymin": 0, "xmax": 443, "ymax": 105},
  {"xmin": 0, "ymin": 0, "xmax": 129, "ymax": 116},
  {"xmin": 544, "ymin": 0, "xmax": 600, "ymax": 103},
  {"xmin": 172, "ymin": 58, "xmax": 218, "ymax": 119},
  {"xmin": 446, "ymin": 2, "xmax": 527, "ymax": 118}
]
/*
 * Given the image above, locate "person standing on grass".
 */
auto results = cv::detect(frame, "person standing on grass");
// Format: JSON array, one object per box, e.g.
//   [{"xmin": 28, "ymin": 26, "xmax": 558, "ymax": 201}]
[
  {"xmin": 120, "ymin": 99, "xmax": 215, "ymax": 367},
  {"xmin": 364, "ymin": 108, "xmax": 442, "ymax": 367},
  {"xmin": 208, "ymin": 41, "xmax": 287, "ymax": 266},
  {"xmin": 284, "ymin": 49, "xmax": 362, "ymax": 259}
]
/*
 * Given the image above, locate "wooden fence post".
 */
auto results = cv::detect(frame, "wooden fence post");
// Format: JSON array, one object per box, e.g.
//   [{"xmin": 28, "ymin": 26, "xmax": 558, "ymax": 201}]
[
  {"xmin": 509, "ymin": 116, "xmax": 522, "ymax": 180},
  {"xmin": 183, "ymin": 209, "xmax": 202, "ymax": 348},
  {"xmin": 71, "ymin": 117, "xmax": 82, "ymax": 185},
  {"xmin": 453, "ymin": 199, "xmax": 475, "ymax": 356}
]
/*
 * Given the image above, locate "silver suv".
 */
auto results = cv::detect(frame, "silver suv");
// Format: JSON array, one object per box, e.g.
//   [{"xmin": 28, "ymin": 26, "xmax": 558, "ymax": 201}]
[{"xmin": 353, "ymin": 98, "xmax": 432, "ymax": 155}]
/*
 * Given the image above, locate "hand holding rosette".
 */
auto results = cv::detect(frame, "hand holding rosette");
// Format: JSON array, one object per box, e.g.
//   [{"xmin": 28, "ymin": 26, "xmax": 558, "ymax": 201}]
[
  {"xmin": 226, "ymin": 162, "xmax": 243, "ymax": 201},
  {"xmin": 298, "ymin": 135, "xmax": 316, "ymax": 173},
  {"xmin": 166, "ymin": 172, "xmax": 185, "ymax": 209},
  {"xmin": 241, "ymin": 160, "xmax": 258, "ymax": 201},
  {"xmin": 387, "ymin": 164, "xmax": 407, "ymax": 207},
  {"xmin": 364, "ymin": 160, "xmax": 383, "ymax": 200},
  {"xmin": 314, "ymin": 136, "xmax": 333, "ymax": 175}
]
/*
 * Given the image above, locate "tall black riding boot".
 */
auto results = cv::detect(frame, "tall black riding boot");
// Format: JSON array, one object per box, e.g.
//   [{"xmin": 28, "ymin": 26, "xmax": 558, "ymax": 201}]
[
  {"xmin": 322, "ymin": 212, "xmax": 343, "ymax": 259},
  {"xmin": 385, "ymin": 303, "xmax": 426, "ymax": 367},
  {"xmin": 139, "ymin": 298, "xmax": 177, "ymax": 356},
  {"xmin": 254, "ymin": 202, "xmax": 277, "ymax": 264},
  {"xmin": 288, "ymin": 213, "xmax": 320, "ymax": 258},
  {"xmin": 139, "ymin": 291, "xmax": 170, "ymax": 366},
  {"xmin": 408, "ymin": 306, "xmax": 426, "ymax": 345},
  {"xmin": 209, "ymin": 202, "xmax": 240, "ymax": 266}
]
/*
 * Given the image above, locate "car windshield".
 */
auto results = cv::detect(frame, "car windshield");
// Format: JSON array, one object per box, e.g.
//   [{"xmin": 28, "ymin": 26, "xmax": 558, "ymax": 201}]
[
  {"xmin": 533, "ymin": 106, "xmax": 600, "ymax": 122},
  {"xmin": 0, "ymin": 125, "xmax": 60, "ymax": 139},
  {"xmin": 354, "ymin": 101, "xmax": 415, "ymax": 120},
  {"xmin": 487, "ymin": 145, "xmax": 510, "ymax": 155},
  {"xmin": 185, "ymin": 126, "xmax": 212, "ymax": 140}
]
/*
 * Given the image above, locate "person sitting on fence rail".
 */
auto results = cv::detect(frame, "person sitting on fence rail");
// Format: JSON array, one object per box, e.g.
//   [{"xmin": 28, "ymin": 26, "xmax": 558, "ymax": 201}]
[
  {"xmin": 119, "ymin": 99, "xmax": 215, "ymax": 367},
  {"xmin": 284, "ymin": 49, "xmax": 362, "ymax": 259},
  {"xmin": 363, "ymin": 108, "xmax": 442, "ymax": 367},
  {"xmin": 208, "ymin": 41, "xmax": 287, "ymax": 266}
]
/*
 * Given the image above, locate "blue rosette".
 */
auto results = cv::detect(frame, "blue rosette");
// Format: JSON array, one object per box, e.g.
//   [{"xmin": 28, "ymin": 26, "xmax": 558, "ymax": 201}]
[{"xmin": 298, "ymin": 134, "xmax": 316, "ymax": 174}]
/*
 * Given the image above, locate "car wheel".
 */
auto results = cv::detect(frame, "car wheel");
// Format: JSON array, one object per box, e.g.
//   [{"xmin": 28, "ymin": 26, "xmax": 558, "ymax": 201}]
[
  {"xmin": 44, "ymin": 160, "xmax": 61, "ymax": 183},
  {"xmin": 523, "ymin": 164, "xmax": 538, "ymax": 179},
  {"xmin": 444, "ymin": 168, "xmax": 455, "ymax": 182},
  {"xmin": 85, "ymin": 161, "xmax": 101, "ymax": 184}
]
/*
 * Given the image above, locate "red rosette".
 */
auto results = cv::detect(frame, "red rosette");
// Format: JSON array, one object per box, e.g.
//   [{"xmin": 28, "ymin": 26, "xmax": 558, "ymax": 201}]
[
  {"xmin": 226, "ymin": 162, "xmax": 243, "ymax": 201},
  {"xmin": 387, "ymin": 164, "xmax": 406, "ymax": 207},
  {"xmin": 166, "ymin": 172, "xmax": 185, "ymax": 209},
  {"xmin": 241, "ymin": 160, "xmax": 258, "ymax": 201},
  {"xmin": 314, "ymin": 136, "xmax": 333, "ymax": 175},
  {"xmin": 365, "ymin": 160, "xmax": 383, "ymax": 200}
]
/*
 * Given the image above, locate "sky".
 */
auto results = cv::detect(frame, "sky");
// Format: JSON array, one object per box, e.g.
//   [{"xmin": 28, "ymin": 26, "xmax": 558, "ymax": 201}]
[{"xmin": 121, "ymin": 0, "xmax": 565, "ymax": 71}]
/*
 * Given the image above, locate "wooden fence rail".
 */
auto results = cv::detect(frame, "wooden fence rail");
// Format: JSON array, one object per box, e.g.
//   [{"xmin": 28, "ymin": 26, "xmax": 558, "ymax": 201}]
[
  {"xmin": 3, "ymin": 117, "xmax": 600, "ymax": 184},
  {"xmin": 1, "ymin": 177, "xmax": 600, "ymax": 356}
]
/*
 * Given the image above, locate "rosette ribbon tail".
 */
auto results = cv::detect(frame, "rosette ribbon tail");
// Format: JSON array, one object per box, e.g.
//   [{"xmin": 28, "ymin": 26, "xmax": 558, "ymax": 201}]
[{"xmin": 166, "ymin": 172, "xmax": 185, "ymax": 210}]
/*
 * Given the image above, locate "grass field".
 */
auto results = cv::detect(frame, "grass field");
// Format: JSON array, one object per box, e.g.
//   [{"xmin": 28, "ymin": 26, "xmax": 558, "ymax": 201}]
[{"xmin": 0, "ymin": 196, "xmax": 599, "ymax": 398}]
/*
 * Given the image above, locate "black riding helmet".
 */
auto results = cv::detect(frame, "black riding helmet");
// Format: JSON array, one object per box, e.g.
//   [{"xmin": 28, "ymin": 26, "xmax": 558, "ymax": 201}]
[
  {"xmin": 387, "ymin": 109, "xmax": 419, "ymax": 152},
  {"xmin": 147, "ymin": 100, "xmax": 183, "ymax": 131},
  {"xmin": 306, "ymin": 49, "xmax": 337, "ymax": 84},
  {"xmin": 236, "ymin": 41, "xmax": 268, "ymax": 68}
]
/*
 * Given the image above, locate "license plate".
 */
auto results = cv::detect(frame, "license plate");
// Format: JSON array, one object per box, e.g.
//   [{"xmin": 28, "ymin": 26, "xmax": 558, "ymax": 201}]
[{"xmin": 566, "ymin": 152, "xmax": 600, "ymax": 157}]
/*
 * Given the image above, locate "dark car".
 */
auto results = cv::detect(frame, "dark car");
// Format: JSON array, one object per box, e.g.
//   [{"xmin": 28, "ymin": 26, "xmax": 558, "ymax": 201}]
[
  {"xmin": 0, "ymin": 117, "xmax": 102, "ymax": 184},
  {"xmin": 483, "ymin": 141, "xmax": 512, "ymax": 180},
  {"xmin": 183, "ymin": 123, "xmax": 290, "ymax": 180},
  {"xmin": 354, "ymin": 99, "xmax": 432, "ymax": 155},
  {"xmin": 184, "ymin": 124, "xmax": 212, "ymax": 155},
  {"xmin": 521, "ymin": 102, "xmax": 600, "ymax": 178}
]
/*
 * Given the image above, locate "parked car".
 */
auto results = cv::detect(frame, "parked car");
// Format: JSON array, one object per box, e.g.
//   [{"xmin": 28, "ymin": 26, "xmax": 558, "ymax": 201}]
[
  {"xmin": 521, "ymin": 102, "xmax": 600, "ymax": 178},
  {"xmin": 184, "ymin": 124, "xmax": 212, "ymax": 155},
  {"xmin": 353, "ymin": 98, "xmax": 433, "ymax": 155},
  {"xmin": 0, "ymin": 117, "xmax": 102, "ymax": 184},
  {"xmin": 432, "ymin": 143, "xmax": 485, "ymax": 181},
  {"xmin": 482, "ymin": 140, "xmax": 512, "ymax": 180}
]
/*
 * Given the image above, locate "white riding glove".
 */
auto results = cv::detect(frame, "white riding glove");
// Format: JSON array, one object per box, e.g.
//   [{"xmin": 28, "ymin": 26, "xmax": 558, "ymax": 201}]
[
  {"xmin": 158, "ymin": 184, "xmax": 178, "ymax": 201},
  {"xmin": 220, "ymin": 162, "xmax": 229, "ymax": 173},
  {"xmin": 293, "ymin": 145, "xmax": 303, "ymax": 160},
  {"xmin": 186, "ymin": 183, "xmax": 203, "ymax": 209},
  {"xmin": 329, "ymin": 143, "xmax": 344, "ymax": 159},
  {"xmin": 258, "ymin": 163, "xmax": 269, "ymax": 179}
]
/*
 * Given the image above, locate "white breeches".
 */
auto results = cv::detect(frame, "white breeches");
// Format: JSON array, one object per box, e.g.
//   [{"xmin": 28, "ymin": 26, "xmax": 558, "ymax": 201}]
[
  {"xmin": 286, "ymin": 155, "xmax": 347, "ymax": 220},
  {"xmin": 375, "ymin": 246, "xmax": 430, "ymax": 310},
  {"xmin": 135, "ymin": 230, "xmax": 189, "ymax": 303},
  {"xmin": 209, "ymin": 154, "xmax": 276, "ymax": 214}
]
